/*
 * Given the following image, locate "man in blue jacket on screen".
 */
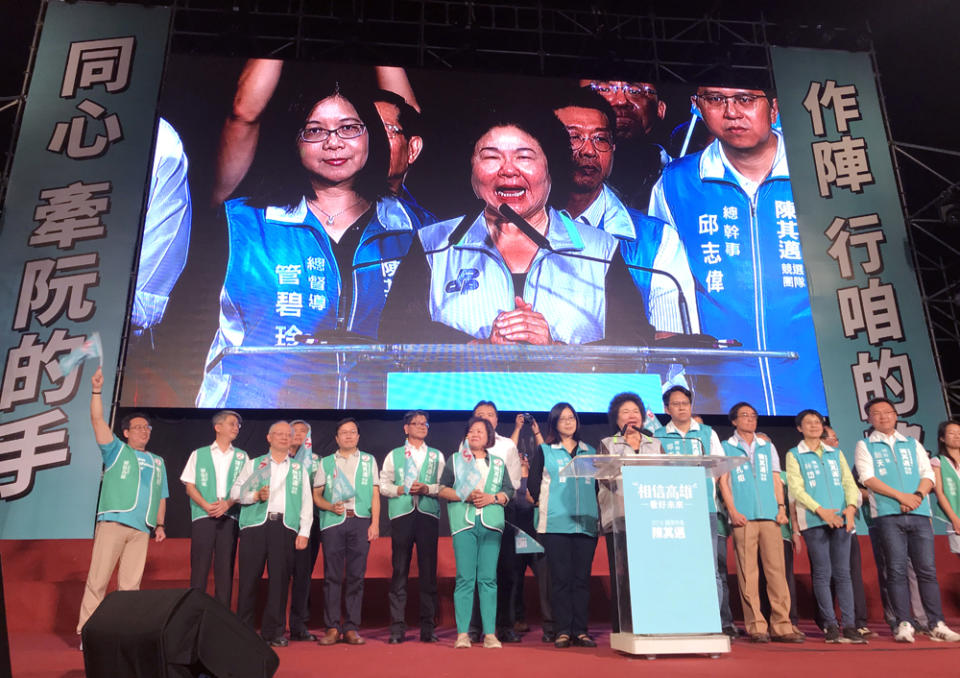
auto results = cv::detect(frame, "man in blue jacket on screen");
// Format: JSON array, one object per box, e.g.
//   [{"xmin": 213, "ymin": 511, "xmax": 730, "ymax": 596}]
[
  {"xmin": 553, "ymin": 86, "xmax": 696, "ymax": 337},
  {"xmin": 648, "ymin": 76, "xmax": 826, "ymax": 415}
]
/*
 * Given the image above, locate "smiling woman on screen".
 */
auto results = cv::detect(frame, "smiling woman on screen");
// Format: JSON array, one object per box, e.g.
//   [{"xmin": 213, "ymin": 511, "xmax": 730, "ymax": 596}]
[{"xmin": 378, "ymin": 104, "xmax": 654, "ymax": 347}]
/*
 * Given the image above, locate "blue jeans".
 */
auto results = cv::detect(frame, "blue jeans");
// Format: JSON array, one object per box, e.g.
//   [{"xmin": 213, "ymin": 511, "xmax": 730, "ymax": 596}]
[
  {"xmin": 875, "ymin": 514, "xmax": 944, "ymax": 627},
  {"xmin": 802, "ymin": 525, "xmax": 853, "ymax": 628}
]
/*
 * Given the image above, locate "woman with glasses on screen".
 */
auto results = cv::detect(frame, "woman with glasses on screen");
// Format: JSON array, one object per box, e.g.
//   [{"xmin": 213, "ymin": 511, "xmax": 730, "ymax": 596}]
[
  {"xmin": 377, "ymin": 104, "xmax": 654, "ymax": 347},
  {"xmin": 438, "ymin": 416, "xmax": 515, "ymax": 649},
  {"xmin": 527, "ymin": 402, "xmax": 598, "ymax": 648},
  {"xmin": 197, "ymin": 84, "xmax": 429, "ymax": 407}
]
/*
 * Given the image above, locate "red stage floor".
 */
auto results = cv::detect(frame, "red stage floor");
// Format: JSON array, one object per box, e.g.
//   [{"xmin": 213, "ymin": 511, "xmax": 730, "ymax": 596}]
[{"xmin": 10, "ymin": 623, "xmax": 960, "ymax": 678}]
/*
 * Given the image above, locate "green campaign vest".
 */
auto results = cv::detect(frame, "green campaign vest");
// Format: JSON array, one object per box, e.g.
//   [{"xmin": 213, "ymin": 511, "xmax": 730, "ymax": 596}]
[
  {"xmin": 386, "ymin": 445, "xmax": 442, "ymax": 520},
  {"xmin": 788, "ymin": 444, "xmax": 847, "ymax": 531},
  {"xmin": 238, "ymin": 455, "xmax": 306, "ymax": 533},
  {"xmin": 97, "ymin": 443, "xmax": 164, "ymax": 528},
  {"xmin": 446, "ymin": 454, "xmax": 506, "ymax": 535},
  {"xmin": 936, "ymin": 457, "xmax": 960, "ymax": 524},
  {"xmin": 661, "ymin": 423, "xmax": 718, "ymax": 513},
  {"xmin": 778, "ymin": 471, "xmax": 793, "ymax": 540},
  {"xmin": 318, "ymin": 451, "xmax": 376, "ymax": 530},
  {"xmin": 866, "ymin": 437, "xmax": 931, "ymax": 518},
  {"xmin": 723, "ymin": 438, "xmax": 778, "ymax": 521},
  {"xmin": 189, "ymin": 445, "xmax": 248, "ymax": 521}
]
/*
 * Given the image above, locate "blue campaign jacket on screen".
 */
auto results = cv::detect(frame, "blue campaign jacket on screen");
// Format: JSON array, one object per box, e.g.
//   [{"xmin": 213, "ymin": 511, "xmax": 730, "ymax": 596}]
[
  {"xmin": 197, "ymin": 195, "xmax": 426, "ymax": 407},
  {"xmin": 649, "ymin": 133, "xmax": 826, "ymax": 415},
  {"xmin": 417, "ymin": 208, "xmax": 619, "ymax": 344},
  {"xmin": 566, "ymin": 183, "xmax": 695, "ymax": 334}
]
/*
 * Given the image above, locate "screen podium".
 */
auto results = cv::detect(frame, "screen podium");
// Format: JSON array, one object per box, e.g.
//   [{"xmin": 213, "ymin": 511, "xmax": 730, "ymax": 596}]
[{"xmin": 560, "ymin": 454, "xmax": 745, "ymax": 658}]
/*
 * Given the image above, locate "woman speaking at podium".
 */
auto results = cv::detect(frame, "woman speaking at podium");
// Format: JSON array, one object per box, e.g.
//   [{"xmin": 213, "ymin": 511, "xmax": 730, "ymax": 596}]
[
  {"xmin": 378, "ymin": 104, "xmax": 654, "ymax": 347},
  {"xmin": 597, "ymin": 392, "xmax": 662, "ymax": 633}
]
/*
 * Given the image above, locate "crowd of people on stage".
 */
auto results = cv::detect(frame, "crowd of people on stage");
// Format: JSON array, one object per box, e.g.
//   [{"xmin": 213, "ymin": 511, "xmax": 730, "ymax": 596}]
[{"xmin": 77, "ymin": 365, "xmax": 960, "ymax": 650}]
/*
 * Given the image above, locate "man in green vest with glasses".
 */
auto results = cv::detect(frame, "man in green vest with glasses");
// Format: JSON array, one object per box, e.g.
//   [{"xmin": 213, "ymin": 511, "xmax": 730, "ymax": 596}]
[
  {"xmin": 380, "ymin": 410, "xmax": 445, "ymax": 644},
  {"xmin": 77, "ymin": 367, "xmax": 169, "ymax": 639},
  {"xmin": 719, "ymin": 401, "xmax": 802, "ymax": 644},
  {"xmin": 180, "ymin": 409, "xmax": 247, "ymax": 608},
  {"xmin": 231, "ymin": 421, "xmax": 313, "ymax": 647}
]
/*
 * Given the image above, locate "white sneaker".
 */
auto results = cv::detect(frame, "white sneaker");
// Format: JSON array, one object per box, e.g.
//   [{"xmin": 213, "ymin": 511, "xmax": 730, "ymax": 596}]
[
  {"xmin": 930, "ymin": 621, "xmax": 960, "ymax": 642},
  {"xmin": 894, "ymin": 621, "xmax": 915, "ymax": 643}
]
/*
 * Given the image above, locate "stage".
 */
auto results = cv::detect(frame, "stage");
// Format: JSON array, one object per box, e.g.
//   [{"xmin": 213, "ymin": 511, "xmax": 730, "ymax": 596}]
[
  {"xmin": 10, "ymin": 623, "xmax": 960, "ymax": 678},
  {"xmin": 4, "ymin": 536, "xmax": 960, "ymax": 676}
]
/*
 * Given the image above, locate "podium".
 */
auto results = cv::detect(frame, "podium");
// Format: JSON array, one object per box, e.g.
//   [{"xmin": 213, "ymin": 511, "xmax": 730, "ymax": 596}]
[
  {"xmin": 560, "ymin": 454, "xmax": 745, "ymax": 658},
  {"xmin": 212, "ymin": 343, "xmax": 797, "ymax": 409}
]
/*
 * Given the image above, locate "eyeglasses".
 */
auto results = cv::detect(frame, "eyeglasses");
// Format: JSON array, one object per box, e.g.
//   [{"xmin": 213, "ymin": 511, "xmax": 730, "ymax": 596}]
[
  {"xmin": 383, "ymin": 123, "xmax": 405, "ymax": 138},
  {"xmin": 737, "ymin": 413, "xmax": 758, "ymax": 420},
  {"xmin": 695, "ymin": 93, "xmax": 767, "ymax": 111},
  {"xmin": 128, "ymin": 425, "xmax": 152, "ymax": 432},
  {"xmin": 588, "ymin": 82, "xmax": 658, "ymax": 100},
  {"xmin": 298, "ymin": 123, "xmax": 366, "ymax": 143},
  {"xmin": 408, "ymin": 421, "xmax": 429, "ymax": 428},
  {"xmin": 568, "ymin": 133, "xmax": 613, "ymax": 152}
]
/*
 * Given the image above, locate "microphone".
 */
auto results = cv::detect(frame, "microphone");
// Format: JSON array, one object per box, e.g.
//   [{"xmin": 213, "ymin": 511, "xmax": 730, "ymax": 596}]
[{"xmin": 498, "ymin": 203, "xmax": 695, "ymax": 336}]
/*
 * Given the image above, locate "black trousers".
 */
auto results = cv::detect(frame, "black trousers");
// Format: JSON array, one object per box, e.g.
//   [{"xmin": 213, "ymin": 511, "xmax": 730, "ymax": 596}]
[
  {"xmin": 605, "ymin": 533, "xmax": 622, "ymax": 633},
  {"xmin": 237, "ymin": 519, "xmax": 295, "ymax": 640},
  {"xmin": 288, "ymin": 510, "xmax": 321, "ymax": 634},
  {"xmin": 190, "ymin": 516, "xmax": 239, "ymax": 609},
  {"xmin": 543, "ymin": 532, "xmax": 596, "ymax": 637},
  {"xmin": 510, "ymin": 505, "xmax": 553, "ymax": 633},
  {"xmin": 322, "ymin": 516, "xmax": 371, "ymax": 632},
  {"xmin": 388, "ymin": 510, "xmax": 439, "ymax": 634}
]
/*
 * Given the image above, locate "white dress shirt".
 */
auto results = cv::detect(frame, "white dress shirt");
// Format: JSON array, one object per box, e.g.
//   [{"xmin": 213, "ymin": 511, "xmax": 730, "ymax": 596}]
[
  {"xmin": 180, "ymin": 441, "xmax": 238, "ymax": 499},
  {"xmin": 230, "ymin": 453, "xmax": 313, "ymax": 537}
]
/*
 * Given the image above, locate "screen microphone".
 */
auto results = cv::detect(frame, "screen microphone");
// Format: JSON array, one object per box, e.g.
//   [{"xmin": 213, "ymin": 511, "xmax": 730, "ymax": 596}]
[
  {"xmin": 498, "ymin": 203, "xmax": 695, "ymax": 336},
  {"xmin": 498, "ymin": 204, "xmax": 552, "ymax": 250}
]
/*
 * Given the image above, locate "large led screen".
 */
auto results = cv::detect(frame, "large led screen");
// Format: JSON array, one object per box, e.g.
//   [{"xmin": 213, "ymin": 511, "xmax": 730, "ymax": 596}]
[{"xmin": 119, "ymin": 55, "xmax": 827, "ymax": 415}]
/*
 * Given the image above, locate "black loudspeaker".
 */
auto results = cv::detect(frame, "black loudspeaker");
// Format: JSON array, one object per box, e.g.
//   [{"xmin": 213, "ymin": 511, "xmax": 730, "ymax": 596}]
[{"xmin": 82, "ymin": 588, "xmax": 279, "ymax": 678}]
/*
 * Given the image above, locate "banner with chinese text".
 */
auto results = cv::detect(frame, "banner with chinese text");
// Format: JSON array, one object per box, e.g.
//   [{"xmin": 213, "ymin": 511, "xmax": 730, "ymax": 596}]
[
  {"xmin": 772, "ymin": 47, "xmax": 946, "ymax": 455},
  {"xmin": 0, "ymin": 1, "xmax": 170, "ymax": 538},
  {"xmin": 622, "ymin": 465, "xmax": 718, "ymax": 634}
]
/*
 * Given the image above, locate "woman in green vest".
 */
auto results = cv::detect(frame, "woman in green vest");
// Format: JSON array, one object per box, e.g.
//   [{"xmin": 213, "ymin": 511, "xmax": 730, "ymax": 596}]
[
  {"xmin": 439, "ymin": 416, "xmax": 515, "ymax": 649},
  {"xmin": 528, "ymin": 402, "xmax": 598, "ymax": 648},
  {"xmin": 933, "ymin": 420, "xmax": 960, "ymax": 556}
]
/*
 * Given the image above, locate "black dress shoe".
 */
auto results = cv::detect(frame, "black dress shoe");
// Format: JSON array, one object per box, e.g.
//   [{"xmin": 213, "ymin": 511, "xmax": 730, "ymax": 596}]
[
  {"xmin": 267, "ymin": 636, "xmax": 289, "ymax": 647},
  {"xmin": 290, "ymin": 630, "xmax": 317, "ymax": 642},
  {"xmin": 542, "ymin": 631, "xmax": 556, "ymax": 643},
  {"xmin": 388, "ymin": 634, "xmax": 404, "ymax": 644},
  {"xmin": 573, "ymin": 634, "xmax": 597, "ymax": 648},
  {"xmin": 420, "ymin": 633, "xmax": 440, "ymax": 643},
  {"xmin": 554, "ymin": 634, "xmax": 571, "ymax": 648},
  {"xmin": 498, "ymin": 629, "xmax": 521, "ymax": 643}
]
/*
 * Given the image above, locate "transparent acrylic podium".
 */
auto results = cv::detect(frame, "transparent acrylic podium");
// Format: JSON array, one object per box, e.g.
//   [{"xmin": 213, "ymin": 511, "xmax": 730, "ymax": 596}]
[{"xmin": 560, "ymin": 454, "xmax": 745, "ymax": 658}]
